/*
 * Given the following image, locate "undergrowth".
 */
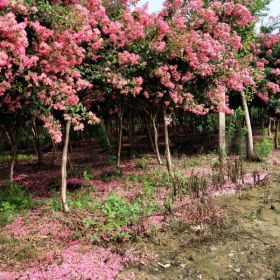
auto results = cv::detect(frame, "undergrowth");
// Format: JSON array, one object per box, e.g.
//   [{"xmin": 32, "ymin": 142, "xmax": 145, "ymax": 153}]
[{"xmin": 0, "ymin": 182, "xmax": 36, "ymax": 226}]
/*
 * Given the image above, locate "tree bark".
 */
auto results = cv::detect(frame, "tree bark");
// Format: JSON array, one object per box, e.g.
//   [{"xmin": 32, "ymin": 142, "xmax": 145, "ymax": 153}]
[
  {"xmin": 146, "ymin": 118, "xmax": 156, "ymax": 153},
  {"xmin": 51, "ymin": 137, "xmax": 57, "ymax": 158},
  {"xmin": 241, "ymin": 91, "xmax": 255, "ymax": 159},
  {"xmin": 117, "ymin": 109, "xmax": 123, "ymax": 167},
  {"xmin": 268, "ymin": 117, "xmax": 273, "ymax": 137},
  {"xmin": 31, "ymin": 118, "xmax": 43, "ymax": 165},
  {"xmin": 152, "ymin": 114, "xmax": 163, "ymax": 165},
  {"xmin": 4, "ymin": 125, "xmax": 20, "ymax": 182},
  {"xmin": 61, "ymin": 120, "xmax": 71, "ymax": 212},
  {"xmin": 163, "ymin": 109, "xmax": 174, "ymax": 179},
  {"xmin": 219, "ymin": 111, "xmax": 226, "ymax": 161},
  {"xmin": 10, "ymin": 142, "xmax": 17, "ymax": 182},
  {"xmin": 275, "ymin": 120, "xmax": 279, "ymax": 149},
  {"xmin": 101, "ymin": 119, "xmax": 112, "ymax": 153},
  {"xmin": 163, "ymin": 109, "xmax": 176, "ymax": 199}
]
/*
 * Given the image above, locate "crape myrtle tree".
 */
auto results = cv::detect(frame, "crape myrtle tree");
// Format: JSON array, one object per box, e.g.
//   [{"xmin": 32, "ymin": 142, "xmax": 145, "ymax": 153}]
[
  {"xmin": 218, "ymin": 0, "xmax": 272, "ymax": 159},
  {"xmin": 79, "ymin": 0, "xmax": 151, "ymax": 167},
  {"xmin": 150, "ymin": 0, "xmax": 261, "ymax": 167},
  {"xmin": 0, "ymin": 0, "xmax": 100, "ymax": 211},
  {"xmin": 255, "ymin": 20, "xmax": 280, "ymax": 147}
]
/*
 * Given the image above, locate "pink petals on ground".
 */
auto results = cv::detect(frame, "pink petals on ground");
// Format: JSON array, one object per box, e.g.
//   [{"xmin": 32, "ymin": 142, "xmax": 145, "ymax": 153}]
[{"xmin": 0, "ymin": 245, "xmax": 126, "ymax": 280}]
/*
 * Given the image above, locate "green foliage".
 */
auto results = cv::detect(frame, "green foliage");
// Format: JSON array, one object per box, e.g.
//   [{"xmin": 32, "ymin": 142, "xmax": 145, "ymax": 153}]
[
  {"xmin": 238, "ymin": 127, "xmax": 248, "ymax": 158},
  {"xmin": 94, "ymin": 122, "xmax": 113, "ymax": 155},
  {"xmin": 0, "ymin": 182, "xmax": 34, "ymax": 211},
  {"xmin": 255, "ymin": 131, "xmax": 274, "ymax": 160},
  {"xmin": 102, "ymin": 193, "xmax": 141, "ymax": 227},
  {"xmin": 0, "ymin": 182, "xmax": 35, "ymax": 226},
  {"xmin": 0, "ymin": 154, "xmax": 36, "ymax": 164},
  {"xmin": 210, "ymin": 157, "xmax": 219, "ymax": 169},
  {"xmin": 137, "ymin": 157, "xmax": 148, "ymax": 169},
  {"xmin": 83, "ymin": 168, "xmax": 93, "ymax": 182},
  {"xmin": 98, "ymin": 167, "xmax": 122, "ymax": 182},
  {"xmin": 184, "ymin": 158, "xmax": 202, "ymax": 168},
  {"xmin": 47, "ymin": 188, "xmax": 99, "ymax": 212},
  {"xmin": 226, "ymin": 107, "xmax": 247, "ymax": 157},
  {"xmin": 15, "ymin": 242, "xmax": 38, "ymax": 261},
  {"xmin": 25, "ymin": 0, "xmax": 84, "ymax": 31}
]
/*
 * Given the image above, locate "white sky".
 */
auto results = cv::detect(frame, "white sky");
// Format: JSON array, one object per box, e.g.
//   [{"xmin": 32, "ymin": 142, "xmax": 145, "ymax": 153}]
[
  {"xmin": 267, "ymin": 0, "xmax": 279, "ymax": 18},
  {"xmin": 138, "ymin": 0, "xmax": 279, "ymax": 17}
]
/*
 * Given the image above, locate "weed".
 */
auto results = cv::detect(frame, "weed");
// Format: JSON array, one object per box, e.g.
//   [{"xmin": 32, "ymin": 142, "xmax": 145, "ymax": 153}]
[
  {"xmin": 137, "ymin": 157, "xmax": 148, "ymax": 170},
  {"xmin": 0, "ymin": 154, "xmax": 36, "ymax": 164},
  {"xmin": 83, "ymin": 167, "xmax": 93, "ymax": 184},
  {"xmin": 47, "ymin": 188, "xmax": 99, "ymax": 212},
  {"xmin": 255, "ymin": 131, "xmax": 273, "ymax": 160},
  {"xmin": 184, "ymin": 158, "xmax": 202, "ymax": 168},
  {"xmin": 99, "ymin": 167, "xmax": 122, "ymax": 182},
  {"xmin": 102, "ymin": 193, "xmax": 141, "ymax": 226},
  {"xmin": 0, "ymin": 182, "xmax": 35, "ymax": 226},
  {"xmin": 15, "ymin": 242, "xmax": 38, "ymax": 261}
]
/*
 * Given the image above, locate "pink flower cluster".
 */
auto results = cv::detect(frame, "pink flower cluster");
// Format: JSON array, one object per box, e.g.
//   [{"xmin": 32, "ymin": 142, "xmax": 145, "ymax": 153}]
[{"xmin": 118, "ymin": 51, "xmax": 140, "ymax": 66}]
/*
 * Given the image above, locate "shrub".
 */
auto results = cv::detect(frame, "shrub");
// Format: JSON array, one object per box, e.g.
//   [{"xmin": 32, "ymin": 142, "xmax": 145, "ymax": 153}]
[
  {"xmin": 102, "ymin": 193, "xmax": 142, "ymax": 227},
  {"xmin": 255, "ymin": 133, "xmax": 273, "ymax": 160},
  {"xmin": 0, "ymin": 182, "xmax": 35, "ymax": 226},
  {"xmin": 137, "ymin": 157, "xmax": 148, "ymax": 169},
  {"xmin": 0, "ymin": 182, "xmax": 34, "ymax": 211}
]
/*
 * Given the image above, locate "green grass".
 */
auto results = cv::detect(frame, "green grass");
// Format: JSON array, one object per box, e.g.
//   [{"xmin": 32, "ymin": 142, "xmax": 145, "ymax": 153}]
[
  {"xmin": 0, "ymin": 182, "xmax": 36, "ymax": 226},
  {"xmin": 0, "ymin": 154, "xmax": 36, "ymax": 164}
]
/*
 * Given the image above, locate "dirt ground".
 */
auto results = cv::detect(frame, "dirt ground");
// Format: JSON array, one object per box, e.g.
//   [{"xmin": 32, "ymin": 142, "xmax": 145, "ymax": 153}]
[{"xmin": 119, "ymin": 179, "xmax": 280, "ymax": 280}]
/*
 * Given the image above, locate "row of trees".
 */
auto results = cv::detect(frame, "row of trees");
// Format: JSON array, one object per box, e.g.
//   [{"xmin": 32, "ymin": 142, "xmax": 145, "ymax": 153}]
[{"xmin": 0, "ymin": 0, "xmax": 279, "ymax": 211}]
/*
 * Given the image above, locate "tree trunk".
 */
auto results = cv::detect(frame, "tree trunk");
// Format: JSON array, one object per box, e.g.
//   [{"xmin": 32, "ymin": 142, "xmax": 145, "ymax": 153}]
[
  {"xmin": 163, "ymin": 109, "xmax": 177, "ymax": 199},
  {"xmin": 51, "ymin": 137, "xmax": 58, "ymax": 158},
  {"xmin": 101, "ymin": 119, "xmax": 112, "ymax": 153},
  {"xmin": 163, "ymin": 109, "xmax": 174, "ymax": 179},
  {"xmin": 146, "ymin": 118, "xmax": 156, "ymax": 153},
  {"xmin": 275, "ymin": 120, "xmax": 279, "ymax": 149},
  {"xmin": 128, "ymin": 115, "xmax": 134, "ymax": 154},
  {"xmin": 31, "ymin": 119, "xmax": 43, "ymax": 165},
  {"xmin": 61, "ymin": 120, "xmax": 71, "ymax": 212},
  {"xmin": 152, "ymin": 115, "xmax": 163, "ymax": 165},
  {"xmin": 172, "ymin": 121, "xmax": 177, "ymax": 148},
  {"xmin": 5, "ymin": 125, "xmax": 20, "ymax": 182},
  {"xmin": 241, "ymin": 91, "xmax": 255, "ymax": 159},
  {"xmin": 10, "ymin": 142, "xmax": 17, "ymax": 182},
  {"xmin": 268, "ymin": 117, "xmax": 273, "ymax": 137},
  {"xmin": 117, "ymin": 109, "xmax": 123, "ymax": 168},
  {"xmin": 219, "ymin": 111, "xmax": 226, "ymax": 161}
]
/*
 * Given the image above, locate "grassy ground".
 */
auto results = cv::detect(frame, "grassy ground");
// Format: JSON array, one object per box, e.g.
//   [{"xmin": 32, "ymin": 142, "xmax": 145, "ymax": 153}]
[{"xmin": 0, "ymin": 144, "xmax": 279, "ymax": 279}]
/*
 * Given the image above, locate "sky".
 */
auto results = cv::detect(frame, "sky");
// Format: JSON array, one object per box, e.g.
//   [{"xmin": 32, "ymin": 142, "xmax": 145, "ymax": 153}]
[{"xmin": 138, "ymin": 0, "xmax": 279, "ymax": 18}]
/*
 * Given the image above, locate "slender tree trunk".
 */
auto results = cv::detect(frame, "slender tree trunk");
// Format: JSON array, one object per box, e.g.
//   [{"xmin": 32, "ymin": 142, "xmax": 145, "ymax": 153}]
[
  {"xmin": 100, "ymin": 119, "xmax": 112, "ymax": 153},
  {"xmin": 171, "ymin": 121, "xmax": 177, "ymax": 147},
  {"xmin": 241, "ymin": 91, "xmax": 255, "ymax": 159},
  {"xmin": 219, "ymin": 111, "xmax": 226, "ymax": 161},
  {"xmin": 275, "ymin": 120, "xmax": 279, "ymax": 149},
  {"xmin": 117, "ymin": 109, "xmax": 123, "ymax": 168},
  {"xmin": 145, "ymin": 117, "xmax": 156, "ymax": 153},
  {"xmin": 128, "ymin": 115, "xmax": 134, "ymax": 154},
  {"xmin": 51, "ymin": 137, "xmax": 57, "ymax": 158},
  {"xmin": 268, "ymin": 117, "xmax": 273, "ymax": 137},
  {"xmin": 10, "ymin": 142, "xmax": 17, "ymax": 182},
  {"xmin": 163, "ymin": 109, "xmax": 177, "ymax": 200},
  {"xmin": 152, "ymin": 115, "xmax": 163, "ymax": 165},
  {"xmin": 61, "ymin": 120, "xmax": 71, "ymax": 212},
  {"xmin": 5, "ymin": 125, "xmax": 20, "ymax": 182},
  {"xmin": 31, "ymin": 119, "xmax": 43, "ymax": 165},
  {"xmin": 163, "ymin": 109, "xmax": 174, "ymax": 179}
]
